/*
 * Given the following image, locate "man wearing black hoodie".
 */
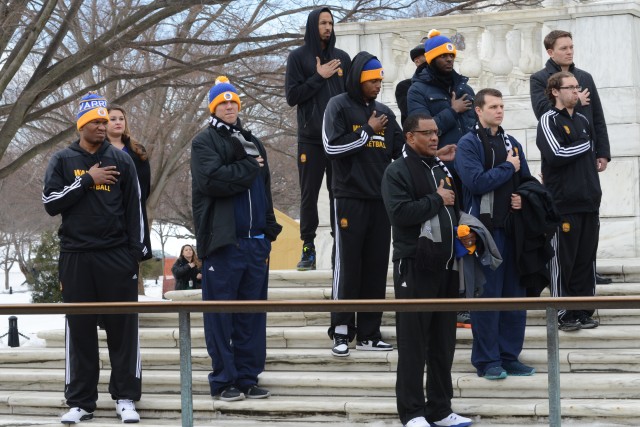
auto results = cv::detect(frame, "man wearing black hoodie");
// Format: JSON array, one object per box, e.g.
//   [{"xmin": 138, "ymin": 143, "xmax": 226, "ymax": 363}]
[
  {"xmin": 322, "ymin": 52, "xmax": 403, "ymax": 357},
  {"xmin": 285, "ymin": 7, "xmax": 351, "ymax": 270}
]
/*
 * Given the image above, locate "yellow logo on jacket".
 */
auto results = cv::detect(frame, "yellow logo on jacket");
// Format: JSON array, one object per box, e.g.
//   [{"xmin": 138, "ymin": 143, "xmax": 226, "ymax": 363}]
[
  {"xmin": 338, "ymin": 68, "xmax": 343, "ymax": 77},
  {"xmin": 340, "ymin": 218, "xmax": 349, "ymax": 229},
  {"xmin": 300, "ymin": 153, "xmax": 307, "ymax": 163},
  {"xmin": 563, "ymin": 125, "xmax": 571, "ymax": 135},
  {"xmin": 562, "ymin": 222, "xmax": 571, "ymax": 233}
]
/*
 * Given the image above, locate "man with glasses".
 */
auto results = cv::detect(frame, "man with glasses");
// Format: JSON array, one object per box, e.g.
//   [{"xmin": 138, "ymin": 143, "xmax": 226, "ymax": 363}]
[
  {"xmin": 455, "ymin": 88, "xmax": 533, "ymax": 380},
  {"xmin": 382, "ymin": 113, "xmax": 472, "ymax": 427},
  {"xmin": 530, "ymin": 30, "xmax": 612, "ymax": 285},
  {"xmin": 537, "ymin": 71, "xmax": 609, "ymax": 331}
]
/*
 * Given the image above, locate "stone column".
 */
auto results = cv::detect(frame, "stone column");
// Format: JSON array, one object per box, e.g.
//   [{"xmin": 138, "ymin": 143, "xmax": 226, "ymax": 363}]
[
  {"xmin": 516, "ymin": 22, "xmax": 542, "ymax": 74},
  {"xmin": 486, "ymin": 24, "xmax": 514, "ymax": 94},
  {"xmin": 457, "ymin": 26, "xmax": 484, "ymax": 88},
  {"xmin": 380, "ymin": 33, "xmax": 399, "ymax": 105}
]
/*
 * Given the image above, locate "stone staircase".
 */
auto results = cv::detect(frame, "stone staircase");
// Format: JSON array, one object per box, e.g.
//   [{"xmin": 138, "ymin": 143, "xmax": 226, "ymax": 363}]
[{"xmin": 1, "ymin": 259, "xmax": 640, "ymax": 426}]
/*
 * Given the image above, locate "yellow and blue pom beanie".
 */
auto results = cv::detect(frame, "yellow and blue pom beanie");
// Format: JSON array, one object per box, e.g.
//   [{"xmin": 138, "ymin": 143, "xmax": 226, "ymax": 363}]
[
  {"xmin": 208, "ymin": 76, "xmax": 241, "ymax": 114},
  {"xmin": 360, "ymin": 57, "xmax": 384, "ymax": 83},
  {"xmin": 424, "ymin": 29, "xmax": 457, "ymax": 65},
  {"xmin": 76, "ymin": 92, "xmax": 109, "ymax": 130}
]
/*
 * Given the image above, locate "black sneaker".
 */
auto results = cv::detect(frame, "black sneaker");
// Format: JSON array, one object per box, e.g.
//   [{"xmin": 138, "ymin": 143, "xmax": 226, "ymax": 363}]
[
  {"xmin": 332, "ymin": 333, "xmax": 349, "ymax": 357},
  {"xmin": 558, "ymin": 319, "xmax": 581, "ymax": 332},
  {"xmin": 356, "ymin": 339, "xmax": 393, "ymax": 351},
  {"xmin": 596, "ymin": 272, "xmax": 612, "ymax": 284},
  {"xmin": 578, "ymin": 315, "xmax": 599, "ymax": 329},
  {"xmin": 296, "ymin": 244, "xmax": 316, "ymax": 271},
  {"xmin": 214, "ymin": 385, "xmax": 245, "ymax": 401},
  {"xmin": 243, "ymin": 385, "xmax": 270, "ymax": 399}
]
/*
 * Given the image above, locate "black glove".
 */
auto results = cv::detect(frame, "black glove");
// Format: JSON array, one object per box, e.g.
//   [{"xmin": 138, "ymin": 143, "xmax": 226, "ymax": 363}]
[{"xmin": 230, "ymin": 136, "xmax": 247, "ymax": 161}]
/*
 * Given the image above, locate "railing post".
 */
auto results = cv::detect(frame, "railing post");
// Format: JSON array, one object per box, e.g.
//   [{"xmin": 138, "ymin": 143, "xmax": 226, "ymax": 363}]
[
  {"xmin": 546, "ymin": 306, "xmax": 561, "ymax": 426},
  {"xmin": 178, "ymin": 310, "xmax": 193, "ymax": 427}
]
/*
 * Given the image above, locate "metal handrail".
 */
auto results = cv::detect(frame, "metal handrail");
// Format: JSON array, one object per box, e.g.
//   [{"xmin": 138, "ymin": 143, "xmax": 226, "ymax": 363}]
[{"xmin": 3, "ymin": 296, "xmax": 639, "ymax": 427}]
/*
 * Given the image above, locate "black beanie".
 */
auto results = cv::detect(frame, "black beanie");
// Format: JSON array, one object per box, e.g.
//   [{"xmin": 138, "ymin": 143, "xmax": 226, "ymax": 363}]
[{"xmin": 409, "ymin": 44, "xmax": 426, "ymax": 61}]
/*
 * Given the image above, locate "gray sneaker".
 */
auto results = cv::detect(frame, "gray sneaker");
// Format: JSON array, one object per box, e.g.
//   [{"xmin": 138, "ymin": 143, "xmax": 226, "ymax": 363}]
[
  {"xmin": 214, "ymin": 385, "xmax": 245, "ymax": 402},
  {"xmin": 558, "ymin": 319, "xmax": 581, "ymax": 332}
]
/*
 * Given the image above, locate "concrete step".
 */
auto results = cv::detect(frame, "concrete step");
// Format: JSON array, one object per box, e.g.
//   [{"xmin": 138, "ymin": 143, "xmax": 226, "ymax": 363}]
[
  {"xmin": 137, "ymin": 307, "xmax": 640, "ymax": 329},
  {"xmin": 1, "ymin": 365, "xmax": 640, "ymax": 399},
  {"xmin": 3, "ymin": 346, "xmax": 640, "ymax": 374},
  {"xmin": 36, "ymin": 323, "xmax": 640, "ymax": 350},
  {"xmin": 147, "ymin": 306, "xmax": 618, "ymax": 329},
  {"xmin": 164, "ymin": 281, "xmax": 640, "ymax": 302},
  {"xmin": 1, "ymin": 390, "xmax": 640, "ymax": 425}
]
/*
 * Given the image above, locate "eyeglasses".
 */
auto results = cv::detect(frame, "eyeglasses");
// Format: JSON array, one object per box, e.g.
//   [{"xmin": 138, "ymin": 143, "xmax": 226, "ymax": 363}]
[
  {"xmin": 410, "ymin": 129, "xmax": 441, "ymax": 137},
  {"xmin": 558, "ymin": 86, "xmax": 582, "ymax": 91}
]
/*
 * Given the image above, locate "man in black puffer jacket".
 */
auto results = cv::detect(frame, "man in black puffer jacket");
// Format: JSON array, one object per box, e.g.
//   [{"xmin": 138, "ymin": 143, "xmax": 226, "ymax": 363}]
[
  {"xmin": 322, "ymin": 51, "xmax": 403, "ymax": 357},
  {"xmin": 285, "ymin": 7, "xmax": 351, "ymax": 270}
]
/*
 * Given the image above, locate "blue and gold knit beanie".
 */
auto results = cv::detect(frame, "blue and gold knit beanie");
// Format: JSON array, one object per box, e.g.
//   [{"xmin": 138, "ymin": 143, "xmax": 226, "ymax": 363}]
[
  {"xmin": 208, "ymin": 76, "xmax": 241, "ymax": 114},
  {"xmin": 76, "ymin": 92, "xmax": 109, "ymax": 130},
  {"xmin": 360, "ymin": 58, "xmax": 384, "ymax": 83},
  {"xmin": 424, "ymin": 29, "xmax": 457, "ymax": 64}
]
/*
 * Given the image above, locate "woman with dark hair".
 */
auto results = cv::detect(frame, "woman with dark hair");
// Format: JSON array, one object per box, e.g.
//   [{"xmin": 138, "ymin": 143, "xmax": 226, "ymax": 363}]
[
  {"xmin": 171, "ymin": 244, "xmax": 202, "ymax": 290},
  {"xmin": 107, "ymin": 105, "xmax": 152, "ymax": 261}
]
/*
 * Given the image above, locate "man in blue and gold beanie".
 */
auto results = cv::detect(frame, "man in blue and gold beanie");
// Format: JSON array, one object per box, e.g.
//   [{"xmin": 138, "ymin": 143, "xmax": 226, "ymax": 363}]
[
  {"xmin": 322, "ymin": 51, "xmax": 404, "ymax": 361},
  {"xmin": 208, "ymin": 76, "xmax": 241, "ymax": 114},
  {"xmin": 43, "ymin": 90, "xmax": 147, "ymax": 423},
  {"xmin": 360, "ymin": 57, "xmax": 384, "ymax": 83},
  {"xmin": 76, "ymin": 92, "xmax": 109, "ymax": 130},
  {"xmin": 191, "ymin": 74, "xmax": 282, "ymax": 403},
  {"xmin": 407, "ymin": 28, "xmax": 476, "ymax": 337},
  {"xmin": 423, "ymin": 29, "xmax": 457, "ymax": 65}
]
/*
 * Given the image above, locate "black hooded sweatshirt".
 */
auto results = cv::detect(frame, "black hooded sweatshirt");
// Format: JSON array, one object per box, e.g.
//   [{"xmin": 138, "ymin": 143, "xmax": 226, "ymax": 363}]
[
  {"xmin": 285, "ymin": 7, "xmax": 351, "ymax": 145},
  {"xmin": 322, "ymin": 51, "xmax": 404, "ymax": 199}
]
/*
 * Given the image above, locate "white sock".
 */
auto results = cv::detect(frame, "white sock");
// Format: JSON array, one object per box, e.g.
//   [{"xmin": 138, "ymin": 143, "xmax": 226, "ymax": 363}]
[{"xmin": 335, "ymin": 325, "xmax": 348, "ymax": 335}]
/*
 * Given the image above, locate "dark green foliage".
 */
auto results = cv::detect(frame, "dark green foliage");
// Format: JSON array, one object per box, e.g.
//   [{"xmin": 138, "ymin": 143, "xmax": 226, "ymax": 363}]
[
  {"xmin": 29, "ymin": 231, "xmax": 62, "ymax": 304},
  {"xmin": 139, "ymin": 256, "xmax": 163, "ymax": 280}
]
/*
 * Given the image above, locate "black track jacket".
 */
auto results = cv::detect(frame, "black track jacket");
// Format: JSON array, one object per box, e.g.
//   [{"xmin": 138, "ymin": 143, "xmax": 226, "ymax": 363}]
[
  {"xmin": 42, "ymin": 140, "xmax": 147, "ymax": 259},
  {"xmin": 536, "ymin": 108, "xmax": 603, "ymax": 214},
  {"xmin": 322, "ymin": 51, "xmax": 403, "ymax": 199}
]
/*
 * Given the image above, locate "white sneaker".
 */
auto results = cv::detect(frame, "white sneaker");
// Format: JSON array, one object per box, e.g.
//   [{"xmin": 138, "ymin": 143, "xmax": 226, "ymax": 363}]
[
  {"xmin": 61, "ymin": 407, "xmax": 93, "ymax": 424},
  {"xmin": 405, "ymin": 416, "xmax": 429, "ymax": 427},
  {"xmin": 431, "ymin": 412, "xmax": 473, "ymax": 427},
  {"xmin": 115, "ymin": 399, "xmax": 140, "ymax": 423}
]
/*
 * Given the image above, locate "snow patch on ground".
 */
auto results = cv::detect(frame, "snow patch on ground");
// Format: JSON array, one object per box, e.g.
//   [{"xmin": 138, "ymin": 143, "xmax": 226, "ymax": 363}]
[{"xmin": 0, "ymin": 275, "xmax": 164, "ymax": 348}]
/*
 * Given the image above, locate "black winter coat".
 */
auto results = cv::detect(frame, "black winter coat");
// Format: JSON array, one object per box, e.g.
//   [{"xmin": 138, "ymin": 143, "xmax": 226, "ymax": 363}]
[
  {"xmin": 505, "ymin": 176, "xmax": 561, "ymax": 296},
  {"xmin": 191, "ymin": 121, "xmax": 282, "ymax": 259},
  {"xmin": 171, "ymin": 258, "xmax": 201, "ymax": 290},
  {"xmin": 530, "ymin": 59, "xmax": 611, "ymax": 158}
]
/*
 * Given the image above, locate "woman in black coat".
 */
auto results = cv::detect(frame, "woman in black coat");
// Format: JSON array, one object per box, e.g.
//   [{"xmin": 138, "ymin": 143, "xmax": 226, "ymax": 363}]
[
  {"xmin": 107, "ymin": 105, "xmax": 152, "ymax": 260},
  {"xmin": 171, "ymin": 244, "xmax": 202, "ymax": 290}
]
